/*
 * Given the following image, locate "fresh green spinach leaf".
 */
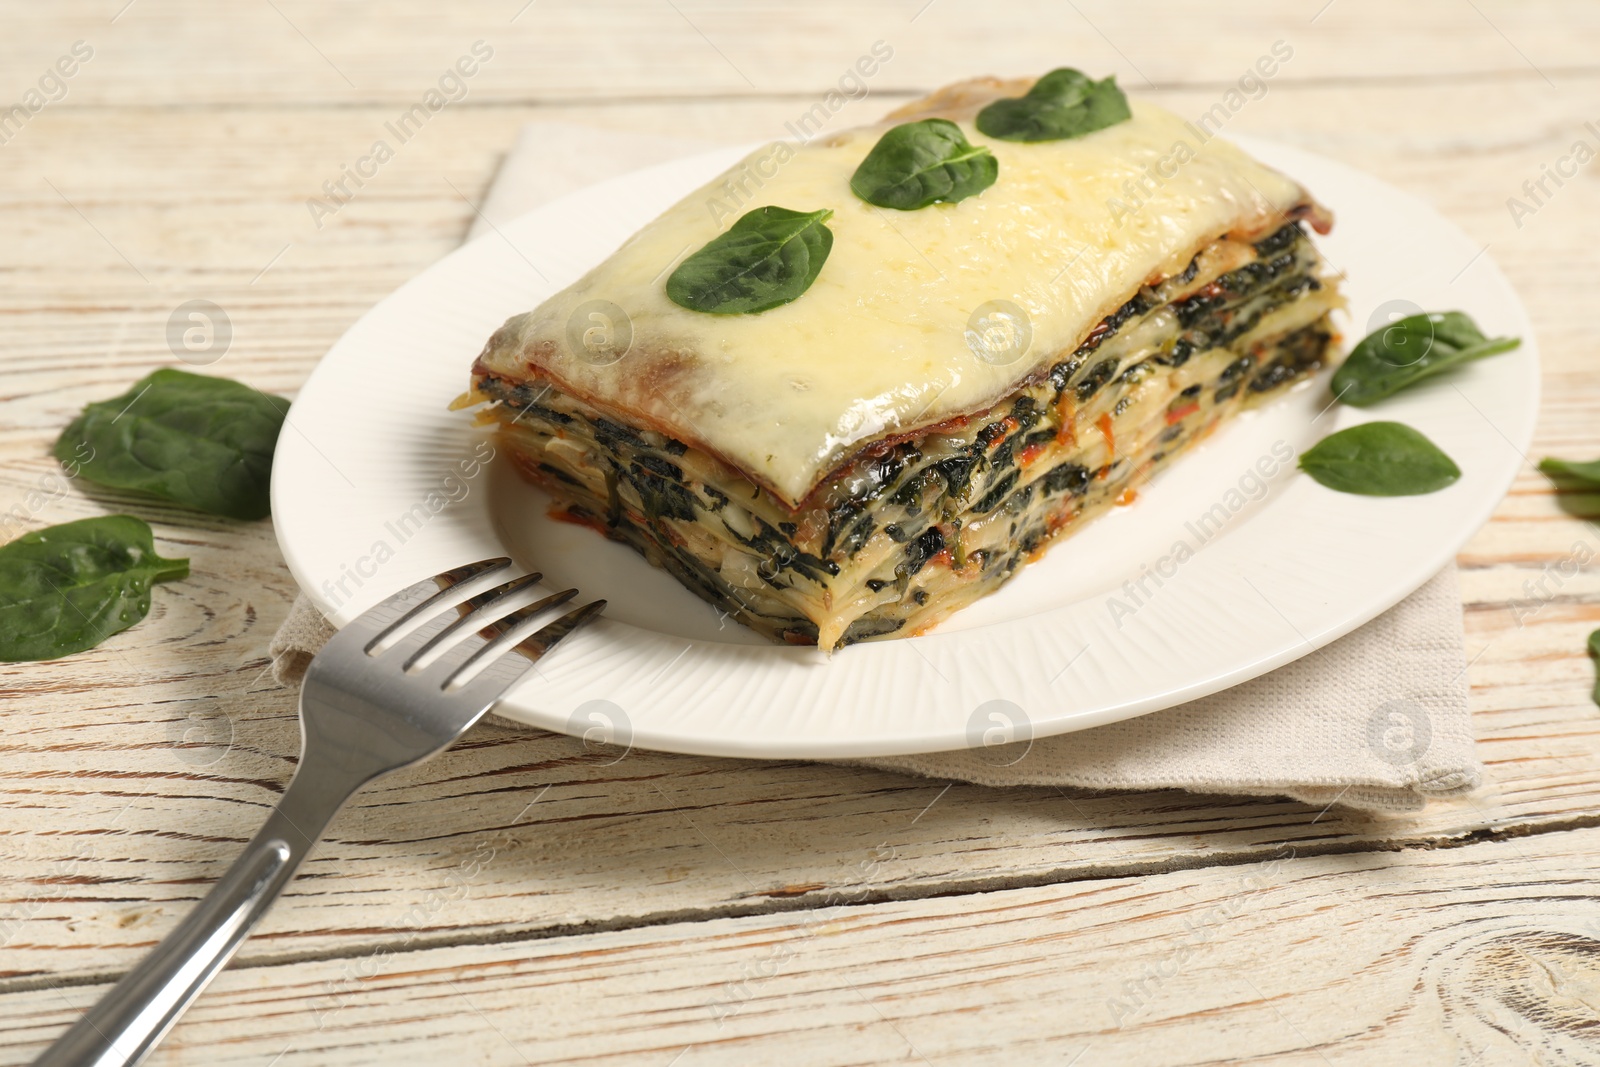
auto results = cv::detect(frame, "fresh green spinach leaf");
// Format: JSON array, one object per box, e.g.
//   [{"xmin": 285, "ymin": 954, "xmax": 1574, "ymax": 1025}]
[
  {"xmin": 850, "ymin": 119, "xmax": 998, "ymax": 210},
  {"xmin": 1331, "ymin": 311, "xmax": 1520, "ymax": 407},
  {"xmin": 1298, "ymin": 421, "xmax": 1461, "ymax": 496},
  {"xmin": 55, "ymin": 369, "xmax": 287, "ymax": 520},
  {"xmin": 666, "ymin": 206, "xmax": 835, "ymax": 315},
  {"xmin": 1589, "ymin": 629, "xmax": 1600, "ymax": 708},
  {"xmin": 1538, "ymin": 456, "xmax": 1600, "ymax": 488},
  {"xmin": 0, "ymin": 515, "xmax": 188, "ymax": 662},
  {"xmin": 975, "ymin": 68, "xmax": 1131, "ymax": 143}
]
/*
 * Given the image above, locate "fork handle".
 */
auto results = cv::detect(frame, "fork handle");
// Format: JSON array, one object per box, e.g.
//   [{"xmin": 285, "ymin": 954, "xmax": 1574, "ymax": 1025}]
[{"xmin": 35, "ymin": 758, "xmax": 359, "ymax": 1067}]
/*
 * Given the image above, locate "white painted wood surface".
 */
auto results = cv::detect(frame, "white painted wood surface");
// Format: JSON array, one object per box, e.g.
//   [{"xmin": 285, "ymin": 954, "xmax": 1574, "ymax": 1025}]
[
  {"xmin": 2, "ymin": 1, "xmax": 1599, "ymax": 1062},
  {"xmin": 9, "ymin": 828, "xmax": 1600, "ymax": 1065}
]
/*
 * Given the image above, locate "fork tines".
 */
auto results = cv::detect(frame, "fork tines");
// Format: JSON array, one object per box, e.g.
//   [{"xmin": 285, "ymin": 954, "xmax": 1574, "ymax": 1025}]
[{"xmin": 360, "ymin": 558, "xmax": 604, "ymax": 692}]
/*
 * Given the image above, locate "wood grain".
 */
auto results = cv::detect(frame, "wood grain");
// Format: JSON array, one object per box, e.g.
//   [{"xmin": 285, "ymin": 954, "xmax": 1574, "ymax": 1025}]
[
  {"xmin": 3, "ymin": 1, "xmax": 1599, "ymax": 1060},
  {"xmin": 9, "ymin": 824, "xmax": 1600, "ymax": 1065},
  {"xmin": 3, "ymin": 0, "xmax": 1598, "ymax": 106}
]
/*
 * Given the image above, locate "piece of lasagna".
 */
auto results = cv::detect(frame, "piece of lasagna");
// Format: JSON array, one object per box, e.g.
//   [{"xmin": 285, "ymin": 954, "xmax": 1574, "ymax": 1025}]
[{"xmin": 466, "ymin": 74, "xmax": 1342, "ymax": 649}]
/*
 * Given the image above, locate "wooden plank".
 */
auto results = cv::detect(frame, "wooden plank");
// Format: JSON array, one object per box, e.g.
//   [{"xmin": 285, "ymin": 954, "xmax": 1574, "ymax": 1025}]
[
  {"xmin": 3, "ymin": 77, "xmax": 1600, "ymax": 982},
  {"xmin": 9, "ymin": 823, "xmax": 1600, "ymax": 1065},
  {"xmin": 2, "ymin": 0, "xmax": 1595, "ymax": 109}
]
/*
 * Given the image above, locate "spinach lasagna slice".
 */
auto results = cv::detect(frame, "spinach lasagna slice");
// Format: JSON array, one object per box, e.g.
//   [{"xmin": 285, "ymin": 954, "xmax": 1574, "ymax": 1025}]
[{"xmin": 467, "ymin": 76, "xmax": 1342, "ymax": 650}]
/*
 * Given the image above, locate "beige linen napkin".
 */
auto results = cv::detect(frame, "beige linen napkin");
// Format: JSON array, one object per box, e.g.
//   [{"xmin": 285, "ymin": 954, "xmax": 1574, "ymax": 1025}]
[{"xmin": 270, "ymin": 122, "xmax": 1481, "ymax": 814}]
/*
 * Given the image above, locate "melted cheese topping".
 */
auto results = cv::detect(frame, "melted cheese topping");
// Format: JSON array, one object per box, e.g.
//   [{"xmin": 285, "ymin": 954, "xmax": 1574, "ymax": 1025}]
[{"xmin": 478, "ymin": 99, "xmax": 1312, "ymax": 507}]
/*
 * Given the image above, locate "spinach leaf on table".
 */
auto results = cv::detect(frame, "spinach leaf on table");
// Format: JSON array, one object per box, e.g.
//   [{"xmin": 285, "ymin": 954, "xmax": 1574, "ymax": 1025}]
[
  {"xmin": 55, "ymin": 369, "xmax": 288, "ymax": 520},
  {"xmin": 1298, "ymin": 421, "xmax": 1461, "ymax": 496},
  {"xmin": 0, "ymin": 515, "xmax": 188, "ymax": 662},
  {"xmin": 1331, "ymin": 311, "xmax": 1520, "ymax": 407},
  {"xmin": 666, "ymin": 206, "xmax": 834, "ymax": 315},
  {"xmin": 1537, "ymin": 456, "xmax": 1600, "ymax": 488},
  {"xmin": 1590, "ymin": 630, "xmax": 1600, "ymax": 709},
  {"xmin": 850, "ymin": 119, "xmax": 998, "ymax": 210}
]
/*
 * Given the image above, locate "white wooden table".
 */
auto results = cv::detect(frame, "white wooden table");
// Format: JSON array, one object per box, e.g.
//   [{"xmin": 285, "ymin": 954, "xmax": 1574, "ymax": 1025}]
[{"xmin": 3, "ymin": 2, "xmax": 1600, "ymax": 1062}]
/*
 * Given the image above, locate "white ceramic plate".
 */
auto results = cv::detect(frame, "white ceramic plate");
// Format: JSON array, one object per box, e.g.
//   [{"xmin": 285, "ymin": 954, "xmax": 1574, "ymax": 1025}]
[{"xmin": 272, "ymin": 135, "xmax": 1538, "ymax": 760}]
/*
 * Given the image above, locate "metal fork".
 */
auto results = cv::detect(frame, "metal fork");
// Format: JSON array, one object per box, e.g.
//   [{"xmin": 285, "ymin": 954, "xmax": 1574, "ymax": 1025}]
[{"xmin": 37, "ymin": 558, "xmax": 604, "ymax": 1067}]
